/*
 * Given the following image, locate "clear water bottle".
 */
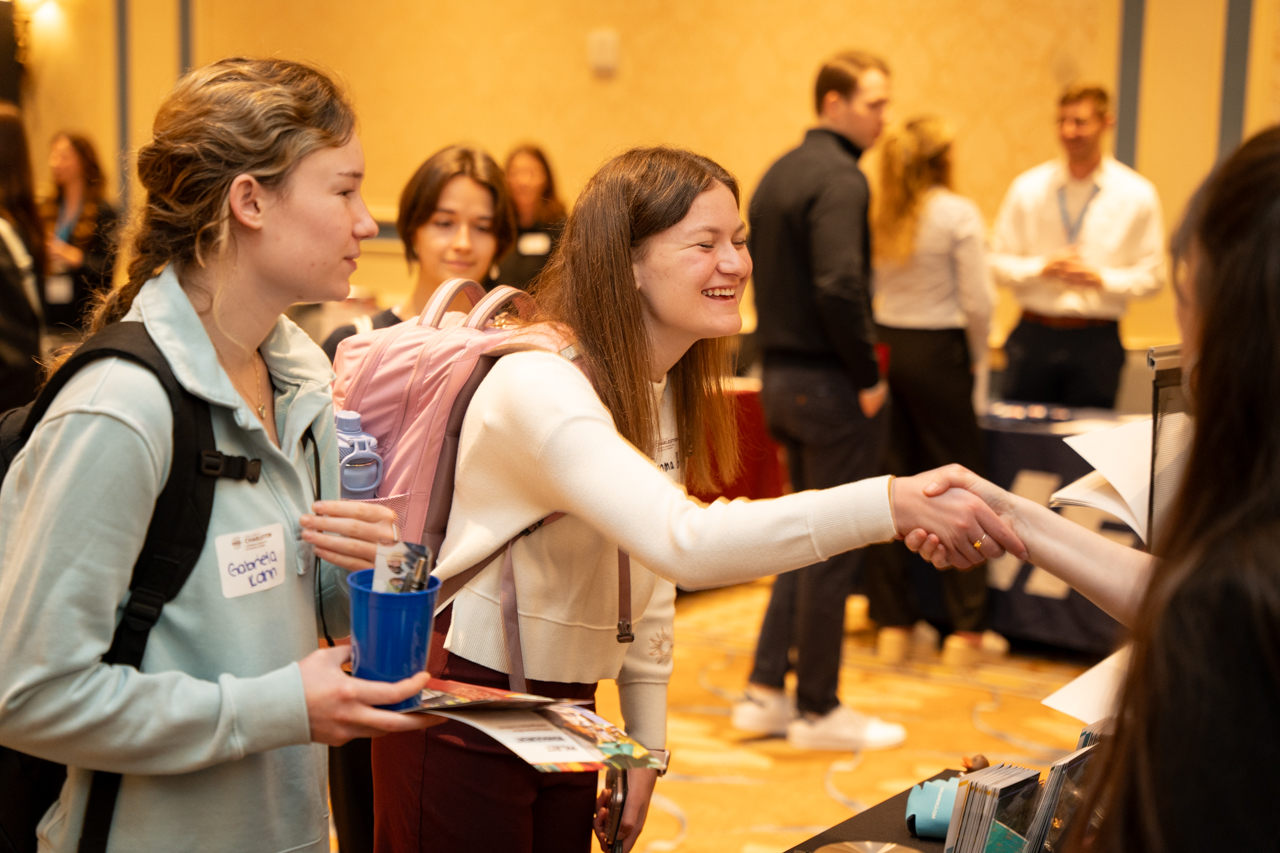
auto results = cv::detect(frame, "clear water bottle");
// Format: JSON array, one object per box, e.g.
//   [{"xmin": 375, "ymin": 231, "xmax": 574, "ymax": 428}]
[{"xmin": 336, "ymin": 410, "xmax": 384, "ymax": 500}]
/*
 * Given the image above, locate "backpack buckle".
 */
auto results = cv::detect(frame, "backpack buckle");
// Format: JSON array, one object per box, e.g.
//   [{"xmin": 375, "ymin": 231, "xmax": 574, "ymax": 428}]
[
  {"xmin": 200, "ymin": 450, "xmax": 262, "ymax": 483},
  {"xmin": 123, "ymin": 588, "xmax": 167, "ymax": 632},
  {"xmin": 616, "ymin": 620, "xmax": 634, "ymax": 643}
]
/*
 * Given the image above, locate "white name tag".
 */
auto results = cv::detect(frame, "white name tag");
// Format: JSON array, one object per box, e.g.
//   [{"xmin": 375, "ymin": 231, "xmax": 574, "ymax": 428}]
[
  {"xmin": 517, "ymin": 231, "xmax": 552, "ymax": 256},
  {"xmin": 45, "ymin": 274, "xmax": 73, "ymax": 305},
  {"xmin": 216, "ymin": 523, "xmax": 287, "ymax": 599}
]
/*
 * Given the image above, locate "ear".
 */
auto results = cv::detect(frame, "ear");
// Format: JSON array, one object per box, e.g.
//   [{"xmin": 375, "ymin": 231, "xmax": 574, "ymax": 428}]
[
  {"xmin": 228, "ymin": 173, "xmax": 268, "ymax": 231},
  {"xmin": 820, "ymin": 90, "xmax": 848, "ymax": 120}
]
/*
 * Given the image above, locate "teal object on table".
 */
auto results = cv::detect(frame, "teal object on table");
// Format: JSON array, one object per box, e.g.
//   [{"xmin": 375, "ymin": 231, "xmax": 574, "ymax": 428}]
[{"xmin": 904, "ymin": 776, "xmax": 960, "ymax": 838}]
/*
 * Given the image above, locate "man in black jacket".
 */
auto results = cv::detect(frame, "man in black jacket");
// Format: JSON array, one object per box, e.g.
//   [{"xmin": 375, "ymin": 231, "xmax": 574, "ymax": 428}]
[{"xmin": 733, "ymin": 51, "xmax": 905, "ymax": 751}]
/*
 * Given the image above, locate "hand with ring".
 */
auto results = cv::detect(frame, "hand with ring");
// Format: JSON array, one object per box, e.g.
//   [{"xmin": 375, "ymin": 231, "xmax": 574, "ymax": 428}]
[
  {"xmin": 900, "ymin": 465, "xmax": 1026, "ymax": 570},
  {"xmin": 890, "ymin": 469, "xmax": 1027, "ymax": 569}
]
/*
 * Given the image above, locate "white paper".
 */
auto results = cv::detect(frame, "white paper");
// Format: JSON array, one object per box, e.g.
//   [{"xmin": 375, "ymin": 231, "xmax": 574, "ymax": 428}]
[
  {"xmin": 1059, "ymin": 418, "xmax": 1152, "ymax": 535},
  {"xmin": 1051, "ymin": 470, "xmax": 1145, "ymax": 542},
  {"xmin": 1041, "ymin": 646, "xmax": 1130, "ymax": 724},
  {"xmin": 429, "ymin": 708, "xmax": 605, "ymax": 765},
  {"xmin": 215, "ymin": 523, "xmax": 286, "ymax": 599}
]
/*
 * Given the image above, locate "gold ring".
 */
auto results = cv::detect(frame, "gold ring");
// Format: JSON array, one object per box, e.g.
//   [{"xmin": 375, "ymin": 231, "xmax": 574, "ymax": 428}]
[{"xmin": 973, "ymin": 534, "xmax": 987, "ymax": 550}]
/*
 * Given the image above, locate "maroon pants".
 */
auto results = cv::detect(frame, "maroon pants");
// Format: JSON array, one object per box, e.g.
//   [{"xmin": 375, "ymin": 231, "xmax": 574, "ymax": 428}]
[{"xmin": 371, "ymin": 609, "xmax": 598, "ymax": 853}]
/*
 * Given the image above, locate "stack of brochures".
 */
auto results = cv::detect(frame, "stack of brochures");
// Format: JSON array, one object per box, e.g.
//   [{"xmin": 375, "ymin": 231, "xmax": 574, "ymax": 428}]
[
  {"xmin": 941, "ymin": 763, "xmax": 1040, "ymax": 853},
  {"xmin": 400, "ymin": 678, "xmax": 664, "ymax": 773},
  {"xmin": 1075, "ymin": 717, "xmax": 1111, "ymax": 749},
  {"xmin": 1022, "ymin": 744, "xmax": 1099, "ymax": 852}
]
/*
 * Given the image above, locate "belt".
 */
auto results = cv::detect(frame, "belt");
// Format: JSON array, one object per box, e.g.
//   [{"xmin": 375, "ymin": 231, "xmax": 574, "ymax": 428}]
[{"xmin": 1020, "ymin": 311, "xmax": 1117, "ymax": 330}]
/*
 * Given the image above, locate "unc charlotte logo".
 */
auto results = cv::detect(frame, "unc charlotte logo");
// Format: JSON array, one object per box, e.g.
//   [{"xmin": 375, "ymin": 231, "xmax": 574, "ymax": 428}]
[{"xmin": 230, "ymin": 536, "xmax": 241, "ymax": 550}]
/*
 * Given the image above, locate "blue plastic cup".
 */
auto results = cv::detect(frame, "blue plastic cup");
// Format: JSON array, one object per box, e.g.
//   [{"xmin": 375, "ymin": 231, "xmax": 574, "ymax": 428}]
[{"xmin": 345, "ymin": 568, "xmax": 439, "ymax": 711}]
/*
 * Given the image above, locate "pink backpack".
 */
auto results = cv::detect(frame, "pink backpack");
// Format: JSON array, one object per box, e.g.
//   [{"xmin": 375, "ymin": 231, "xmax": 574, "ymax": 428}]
[{"xmin": 331, "ymin": 279, "xmax": 632, "ymax": 691}]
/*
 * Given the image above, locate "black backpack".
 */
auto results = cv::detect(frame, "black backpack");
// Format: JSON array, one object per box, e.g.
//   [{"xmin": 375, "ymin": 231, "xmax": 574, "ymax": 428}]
[{"xmin": 0, "ymin": 321, "xmax": 264, "ymax": 853}]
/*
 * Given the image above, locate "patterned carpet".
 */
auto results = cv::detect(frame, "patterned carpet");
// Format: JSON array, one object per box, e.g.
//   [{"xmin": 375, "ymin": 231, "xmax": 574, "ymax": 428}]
[
  {"xmin": 592, "ymin": 579, "xmax": 1097, "ymax": 853},
  {"xmin": 328, "ymin": 578, "xmax": 1097, "ymax": 852}
]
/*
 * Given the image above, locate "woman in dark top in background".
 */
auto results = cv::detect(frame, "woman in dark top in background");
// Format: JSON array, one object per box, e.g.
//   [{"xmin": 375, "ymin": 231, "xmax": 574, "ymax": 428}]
[
  {"xmin": 490, "ymin": 144, "xmax": 566, "ymax": 291},
  {"xmin": 0, "ymin": 103, "xmax": 46, "ymax": 411},
  {"xmin": 322, "ymin": 144, "xmax": 515, "ymax": 361},
  {"xmin": 40, "ymin": 132, "xmax": 118, "ymax": 333}
]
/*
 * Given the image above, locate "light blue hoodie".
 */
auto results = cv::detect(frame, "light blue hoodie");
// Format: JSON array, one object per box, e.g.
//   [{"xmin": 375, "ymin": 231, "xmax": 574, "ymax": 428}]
[{"xmin": 0, "ymin": 268, "xmax": 347, "ymax": 853}]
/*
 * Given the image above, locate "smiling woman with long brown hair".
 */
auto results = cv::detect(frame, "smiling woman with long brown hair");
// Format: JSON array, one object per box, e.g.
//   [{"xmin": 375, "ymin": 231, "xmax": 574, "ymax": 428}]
[{"xmin": 367, "ymin": 145, "xmax": 1025, "ymax": 853}]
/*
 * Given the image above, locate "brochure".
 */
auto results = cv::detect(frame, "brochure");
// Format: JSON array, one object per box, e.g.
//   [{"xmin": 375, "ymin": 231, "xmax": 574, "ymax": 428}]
[{"xmin": 402, "ymin": 678, "xmax": 663, "ymax": 773}]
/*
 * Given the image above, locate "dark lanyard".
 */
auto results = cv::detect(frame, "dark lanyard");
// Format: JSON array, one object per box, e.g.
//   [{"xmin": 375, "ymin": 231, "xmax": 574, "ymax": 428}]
[
  {"xmin": 1057, "ymin": 183, "xmax": 1100, "ymax": 245},
  {"xmin": 304, "ymin": 426, "xmax": 335, "ymax": 648}
]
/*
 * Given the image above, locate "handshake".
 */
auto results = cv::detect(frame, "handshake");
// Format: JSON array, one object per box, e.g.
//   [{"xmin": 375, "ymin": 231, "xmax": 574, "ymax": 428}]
[{"xmin": 889, "ymin": 465, "xmax": 1027, "ymax": 570}]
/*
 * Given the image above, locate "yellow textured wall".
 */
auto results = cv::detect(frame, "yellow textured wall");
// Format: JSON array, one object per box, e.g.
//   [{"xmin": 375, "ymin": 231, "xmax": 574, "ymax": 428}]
[
  {"xmin": 1126, "ymin": 0, "xmax": 1227, "ymax": 348},
  {"xmin": 24, "ymin": 0, "xmax": 1267, "ymax": 349},
  {"xmin": 187, "ymin": 0, "xmax": 1127, "ymax": 316},
  {"xmin": 19, "ymin": 0, "xmax": 117, "ymax": 201}
]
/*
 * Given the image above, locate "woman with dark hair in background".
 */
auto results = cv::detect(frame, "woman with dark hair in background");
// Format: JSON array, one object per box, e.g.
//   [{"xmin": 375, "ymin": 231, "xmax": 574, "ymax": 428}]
[
  {"xmin": 41, "ymin": 132, "xmax": 119, "ymax": 333},
  {"xmin": 0, "ymin": 102, "xmax": 46, "ymax": 411},
  {"xmin": 911, "ymin": 126, "xmax": 1280, "ymax": 851},
  {"xmin": 322, "ymin": 144, "xmax": 516, "ymax": 360},
  {"xmin": 865, "ymin": 117, "xmax": 999, "ymax": 667},
  {"xmin": 490, "ymin": 143, "xmax": 566, "ymax": 291}
]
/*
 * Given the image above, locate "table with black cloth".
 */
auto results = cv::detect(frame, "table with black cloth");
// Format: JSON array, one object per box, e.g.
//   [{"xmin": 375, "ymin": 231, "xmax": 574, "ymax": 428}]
[
  {"xmin": 899, "ymin": 407, "xmax": 1142, "ymax": 655},
  {"xmin": 785, "ymin": 770, "xmax": 960, "ymax": 852}
]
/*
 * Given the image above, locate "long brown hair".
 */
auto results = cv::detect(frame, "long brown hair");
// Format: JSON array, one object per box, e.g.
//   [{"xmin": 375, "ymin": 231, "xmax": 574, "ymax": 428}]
[
  {"xmin": 505, "ymin": 144, "xmax": 567, "ymax": 224},
  {"xmin": 1068, "ymin": 127, "xmax": 1280, "ymax": 851},
  {"xmin": 52, "ymin": 132, "xmax": 107, "ymax": 207},
  {"xmin": 397, "ymin": 145, "xmax": 517, "ymax": 267},
  {"xmin": 871, "ymin": 116, "xmax": 953, "ymax": 264},
  {"xmin": 532, "ymin": 146, "xmax": 740, "ymax": 492},
  {"xmin": 58, "ymin": 58, "xmax": 354, "ymax": 371},
  {"xmin": 0, "ymin": 102, "xmax": 47, "ymax": 275}
]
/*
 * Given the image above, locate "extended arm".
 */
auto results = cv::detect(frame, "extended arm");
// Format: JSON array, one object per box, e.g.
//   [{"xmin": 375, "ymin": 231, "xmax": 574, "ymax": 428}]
[{"xmin": 907, "ymin": 466, "xmax": 1153, "ymax": 626}]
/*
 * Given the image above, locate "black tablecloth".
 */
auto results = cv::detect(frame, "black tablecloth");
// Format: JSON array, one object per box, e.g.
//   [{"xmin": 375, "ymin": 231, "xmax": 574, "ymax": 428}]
[{"xmin": 785, "ymin": 770, "xmax": 960, "ymax": 852}]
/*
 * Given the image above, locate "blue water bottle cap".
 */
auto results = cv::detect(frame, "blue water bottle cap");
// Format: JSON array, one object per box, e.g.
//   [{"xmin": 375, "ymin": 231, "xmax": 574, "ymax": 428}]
[{"xmin": 336, "ymin": 410, "xmax": 362, "ymax": 433}]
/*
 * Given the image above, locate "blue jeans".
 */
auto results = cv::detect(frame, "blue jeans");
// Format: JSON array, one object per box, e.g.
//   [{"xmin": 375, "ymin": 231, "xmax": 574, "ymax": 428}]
[{"xmin": 747, "ymin": 365, "xmax": 888, "ymax": 716}]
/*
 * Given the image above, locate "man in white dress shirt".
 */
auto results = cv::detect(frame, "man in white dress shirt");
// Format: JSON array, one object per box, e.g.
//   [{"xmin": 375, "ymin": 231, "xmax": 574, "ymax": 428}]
[{"xmin": 990, "ymin": 84, "xmax": 1164, "ymax": 408}]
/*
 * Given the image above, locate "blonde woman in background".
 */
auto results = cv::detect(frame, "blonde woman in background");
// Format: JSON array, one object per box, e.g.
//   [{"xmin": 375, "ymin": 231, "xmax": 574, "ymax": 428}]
[{"xmin": 864, "ymin": 116, "xmax": 1000, "ymax": 667}]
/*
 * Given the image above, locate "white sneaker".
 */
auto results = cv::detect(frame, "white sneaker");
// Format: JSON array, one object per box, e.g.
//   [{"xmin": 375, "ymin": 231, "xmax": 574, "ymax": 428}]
[
  {"xmin": 730, "ymin": 685, "xmax": 795, "ymax": 736},
  {"xmin": 786, "ymin": 705, "xmax": 906, "ymax": 751}
]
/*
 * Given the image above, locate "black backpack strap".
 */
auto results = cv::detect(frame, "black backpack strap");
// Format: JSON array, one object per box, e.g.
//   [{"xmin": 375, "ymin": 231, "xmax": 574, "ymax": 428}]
[{"xmin": 17, "ymin": 322, "xmax": 253, "ymax": 853}]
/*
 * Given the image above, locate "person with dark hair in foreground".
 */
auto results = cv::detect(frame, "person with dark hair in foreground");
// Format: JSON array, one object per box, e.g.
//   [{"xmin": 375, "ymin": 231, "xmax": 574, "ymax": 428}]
[{"xmin": 910, "ymin": 126, "xmax": 1280, "ymax": 852}]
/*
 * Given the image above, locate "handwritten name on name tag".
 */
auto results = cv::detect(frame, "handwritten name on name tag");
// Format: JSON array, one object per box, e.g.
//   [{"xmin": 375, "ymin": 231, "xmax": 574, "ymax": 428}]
[{"xmin": 216, "ymin": 523, "xmax": 286, "ymax": 599}]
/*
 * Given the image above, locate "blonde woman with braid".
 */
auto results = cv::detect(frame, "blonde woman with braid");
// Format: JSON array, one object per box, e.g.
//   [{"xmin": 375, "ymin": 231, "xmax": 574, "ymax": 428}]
[
  {"xmin": 0, "ymin": 59, "xmax": 437, "ymax": 853},
  {"xmin": 865, "ymin": 117, "xmax": 999, "ymax": 666}
]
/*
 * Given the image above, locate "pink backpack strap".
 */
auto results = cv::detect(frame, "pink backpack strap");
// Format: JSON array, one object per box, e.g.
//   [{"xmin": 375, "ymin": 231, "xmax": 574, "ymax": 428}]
[
  {"xmin": 465, "ymin": 285, "xmax": 536, "ymax": 330},
  {"xmin": 419, "ymin": 278, "xmax": 488, "ymax": 328},
  {"xmin": 425, "ymin": 341, "xmax": 635, "ymax": 692}
]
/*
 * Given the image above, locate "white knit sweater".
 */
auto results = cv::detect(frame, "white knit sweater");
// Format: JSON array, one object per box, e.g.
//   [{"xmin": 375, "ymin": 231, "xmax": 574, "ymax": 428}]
[{"xmin": 433, "ymin": 351, "xmax": 898, "ymax": 748}]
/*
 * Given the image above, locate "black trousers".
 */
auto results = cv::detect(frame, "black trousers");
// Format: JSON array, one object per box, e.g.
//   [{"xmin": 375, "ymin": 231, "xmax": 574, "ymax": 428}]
[
  {"xmin": 747, "ymin": 364, "xmax": 888, "ymax": 716},
  {"xmin": 863, "ymin": 327, "xmax": 988, "ymax": 632},
  {"xmin": 1002, "ymin": 318, "xmax": 1125, "ymax": 408},
  {"xmin": 330, "ymin": 739, "xmax": 374, "ymax": 853}
]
